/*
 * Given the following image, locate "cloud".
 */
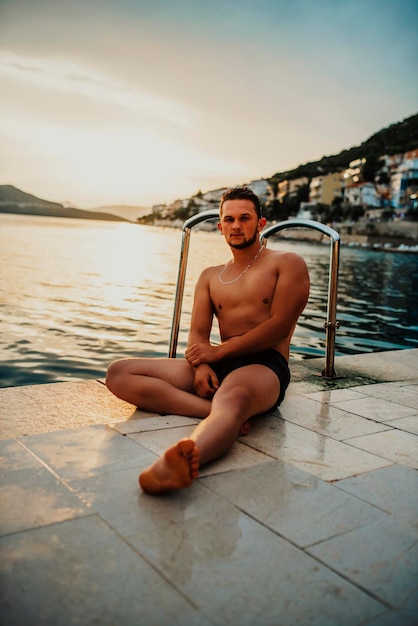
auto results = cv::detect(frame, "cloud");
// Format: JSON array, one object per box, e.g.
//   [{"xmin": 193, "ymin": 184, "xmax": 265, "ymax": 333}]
[{"xmin": 0, "ymin": 51, "xmax": 195, "ymax": 129}]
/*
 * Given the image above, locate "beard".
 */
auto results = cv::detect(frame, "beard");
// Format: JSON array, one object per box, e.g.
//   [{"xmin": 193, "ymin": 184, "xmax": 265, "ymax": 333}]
[{"xmin": 229, "ymin": 228, "xmax": 259, "ymax": 250}]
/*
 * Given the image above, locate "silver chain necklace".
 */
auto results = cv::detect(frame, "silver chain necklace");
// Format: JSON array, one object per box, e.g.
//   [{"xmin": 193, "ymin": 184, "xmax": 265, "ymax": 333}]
[{"xmin": 218, "ymin": 246, "xmax": 264, "ymax": 285}]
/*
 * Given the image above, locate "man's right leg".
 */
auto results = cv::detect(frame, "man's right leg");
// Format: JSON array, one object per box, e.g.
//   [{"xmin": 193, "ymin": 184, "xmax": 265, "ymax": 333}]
[
  {"xmin": 139, "ymin": 364, "xmax": 280, "ymax": 494},
  {"xmin": 105, "ymin": 357, "xmax": 211, "ymax": 418}
]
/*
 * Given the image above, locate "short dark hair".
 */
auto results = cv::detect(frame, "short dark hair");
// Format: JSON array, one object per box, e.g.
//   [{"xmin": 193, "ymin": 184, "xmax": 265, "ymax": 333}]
[{"xmin": 220, "ymin": 186, "xmax": 262, "ymax": 219}]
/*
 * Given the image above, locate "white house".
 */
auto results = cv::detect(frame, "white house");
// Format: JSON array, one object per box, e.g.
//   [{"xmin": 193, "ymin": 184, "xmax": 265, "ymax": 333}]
[
  {"xmin": 344, "ymin": 182, "xmax": 381, "ymax": 208},
  {"xmin": 245, "ymin": 179, "xmax": 270, "ymax": 203}
]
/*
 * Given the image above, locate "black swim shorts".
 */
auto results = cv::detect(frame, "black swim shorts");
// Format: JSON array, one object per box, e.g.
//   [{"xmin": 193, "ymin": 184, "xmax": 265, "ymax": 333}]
[{"xmin": 211, "ymin": 348, "xmax": 290, "ymax": 411}]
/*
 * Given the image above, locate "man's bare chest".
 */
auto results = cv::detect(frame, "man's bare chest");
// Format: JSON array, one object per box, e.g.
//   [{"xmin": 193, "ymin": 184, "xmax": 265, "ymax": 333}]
[{"xmin": 209, "ymin": 271, "xmax": 276, "ymax": 314}]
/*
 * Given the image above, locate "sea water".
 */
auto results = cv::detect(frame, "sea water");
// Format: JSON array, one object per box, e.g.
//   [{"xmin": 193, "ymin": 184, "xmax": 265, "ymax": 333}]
[{"xmin": 1, "ymin": 213, "xmax": 417, "ymax": 387}]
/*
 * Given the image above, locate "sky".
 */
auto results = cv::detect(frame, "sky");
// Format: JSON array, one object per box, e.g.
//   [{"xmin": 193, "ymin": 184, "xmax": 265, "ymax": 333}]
[{"xmin": 0, "ymin": 0, "xmax": 417, "ymax": 209}]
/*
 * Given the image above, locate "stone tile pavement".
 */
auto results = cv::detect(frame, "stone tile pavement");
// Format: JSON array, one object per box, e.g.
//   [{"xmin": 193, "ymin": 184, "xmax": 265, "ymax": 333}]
[{"xmin": 1, "ymin": 349, "xmax": 417, "ymax": 625}]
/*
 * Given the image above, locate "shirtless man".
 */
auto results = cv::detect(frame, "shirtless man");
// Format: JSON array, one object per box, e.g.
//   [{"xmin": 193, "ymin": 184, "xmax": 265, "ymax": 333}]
[{"xmin": 106, "ymin": 187, "xmax": 310, "ymax": 494}]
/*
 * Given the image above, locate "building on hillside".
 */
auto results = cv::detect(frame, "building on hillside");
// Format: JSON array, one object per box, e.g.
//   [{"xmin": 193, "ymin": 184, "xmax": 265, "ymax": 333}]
[
  {"xmin": 201, "ymin": 188, "xmax": 228, "ymax": 204},
  {"xmin": 390, "ymin": 152, "xmax": 418, "ymax": 209},
  {"xmin": 277, "ymin": 180, "xmax": 289, "ymax": 202},
  {"xmin": 245, "ymin": 179, "xmax": 270, "ymax": 203},
  {"xmin": 158, "ymin": 198, "xmax": 189, "ymax": 218},
  {"xmin": 342, "ymin": 158, "xmax": 366, "ymax": 186},
  {"xmin": 190, "ymin": 196, "xmax": 213, "ymax": 212},
  {"xmin": 344, "ymin": 182, "xmax": 381, "ymax": 208},
  {"xmin": 277, "ymin": 177, "xmax": 309, "ymax": 202},
  {"xmin": 309, "ymin": 172, "xmax": 344, "ymax": 205},
  {"xmin": 196, "ymin": 180, "xmax": 271, "ymax": 211},
  {"xmin": 379, "ymin": 153, "xmax": 404, "ymax": 173},
  {"xmin": 373, "ymin": 155, "xmax": 392, "ymax": 206}
]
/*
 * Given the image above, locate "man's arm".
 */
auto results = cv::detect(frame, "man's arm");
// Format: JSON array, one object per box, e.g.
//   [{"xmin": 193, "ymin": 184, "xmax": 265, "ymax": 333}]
[
  {"xmin": 186, "ymin": 252, "xmax": 310, "ymax": 365},
  {"xmin": 187, "ymin": 268, "xmax": 214, "ymax": 347},
  {"xmin": 186, "ymin": 268, "xmax": 220, "ymax": 398}
]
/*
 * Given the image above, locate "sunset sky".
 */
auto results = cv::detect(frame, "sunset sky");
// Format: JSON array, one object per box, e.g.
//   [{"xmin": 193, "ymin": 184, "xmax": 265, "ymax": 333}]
[{"xmin": 1, "ymin": 0, "xmax": 417, "ymax": 209}]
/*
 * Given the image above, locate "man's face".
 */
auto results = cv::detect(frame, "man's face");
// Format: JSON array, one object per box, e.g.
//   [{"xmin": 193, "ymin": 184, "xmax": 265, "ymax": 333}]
[{"xmin": 218, "ymin": 199, "xmax": 266, "ymax": 249}]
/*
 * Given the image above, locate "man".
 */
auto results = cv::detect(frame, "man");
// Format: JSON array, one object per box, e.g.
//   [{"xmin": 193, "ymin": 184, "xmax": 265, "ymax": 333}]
[{"xmin": 106, "ymin": 187, "xmax": 310, "ymax": 494}]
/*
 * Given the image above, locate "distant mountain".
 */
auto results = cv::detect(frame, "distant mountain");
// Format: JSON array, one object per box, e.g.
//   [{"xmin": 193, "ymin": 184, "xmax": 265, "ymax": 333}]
[
  {"xmin": 269, "ymin": 112, "xmax": 418, "ymax": 182},
  {"xmin": 0, "ymin": 186, "xmax": 127, "ymax": 222}
]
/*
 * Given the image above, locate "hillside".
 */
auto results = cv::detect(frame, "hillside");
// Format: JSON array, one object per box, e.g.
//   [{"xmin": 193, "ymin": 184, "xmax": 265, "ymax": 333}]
[
  {"xmin": 269, "ymin": 112, "xmax": 418, "ymax": 182},
  {"xmin": 92, "ymin": 204, "xmax": 151, "ymax": 221},
  {"xmin": 0, "ymin": 186, "xmax": 126, "ymax": 222}
]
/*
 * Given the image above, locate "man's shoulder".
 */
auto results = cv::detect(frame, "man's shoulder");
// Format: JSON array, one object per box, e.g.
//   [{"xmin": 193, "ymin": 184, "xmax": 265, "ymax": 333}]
[
  {"xmin": 202, "ymin": 263, "xmax": 225, "ymax": 274},
  {"xmin": 265, "ymin": 248, "xmax": 306, "ymax": 266},
  {"xmin": 199, "ymin": 264, "xmax": 225, "ymax": 282},
  {"xmin": 266, "ymin": 250, "xmax": 309, "ymax": 285}
]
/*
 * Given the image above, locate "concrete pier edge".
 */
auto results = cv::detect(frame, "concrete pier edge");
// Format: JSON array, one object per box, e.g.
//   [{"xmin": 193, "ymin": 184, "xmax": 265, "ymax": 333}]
[{"xmin": 1, "ymin": 348, "xmax": 417, "ymax": 625}]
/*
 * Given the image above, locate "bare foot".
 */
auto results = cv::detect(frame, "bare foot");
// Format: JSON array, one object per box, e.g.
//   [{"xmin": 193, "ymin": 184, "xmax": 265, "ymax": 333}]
[
  {"xmin": 139, "ymin": 439, "xmax": 200, "ymax": 495},
  {"xmin": 239, "ymin": 420, "xmax": 251, "ymax": 437}
]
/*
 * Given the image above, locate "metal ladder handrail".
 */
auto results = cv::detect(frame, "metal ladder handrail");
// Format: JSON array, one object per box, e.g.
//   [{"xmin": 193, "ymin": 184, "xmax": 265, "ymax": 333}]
[
  {"xmin": 260, "ymin": 219, "xmax": 341, "ymax": 378},
  {"xmin": 169, "ymin": 209, "xmax": 220, "ymax": 359},
  {"xmin": 168, "ymin": 212, "xmax": 341, "ymax": 379}
]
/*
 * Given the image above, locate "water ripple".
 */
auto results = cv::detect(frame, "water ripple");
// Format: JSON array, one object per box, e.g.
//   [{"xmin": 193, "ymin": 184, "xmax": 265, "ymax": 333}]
[{"xmin": 1, "ymin": 214, "xmax": 417, "ymax": 386}]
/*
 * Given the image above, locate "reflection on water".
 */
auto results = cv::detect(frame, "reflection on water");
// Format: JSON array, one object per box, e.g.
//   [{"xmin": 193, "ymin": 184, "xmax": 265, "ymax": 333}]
[{"xmin": 1, "ymin": 214, "xmax": 417, "ymax": 387}]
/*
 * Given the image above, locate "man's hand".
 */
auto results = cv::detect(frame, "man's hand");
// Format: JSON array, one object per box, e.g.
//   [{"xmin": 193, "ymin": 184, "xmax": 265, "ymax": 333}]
[
  {"xmin": 192, "ymin": 364, "xmax": 219, "ymax": 398},
  {"xmin": 185, "ymin": 342, "xmax": 221, "ymax": 366}
]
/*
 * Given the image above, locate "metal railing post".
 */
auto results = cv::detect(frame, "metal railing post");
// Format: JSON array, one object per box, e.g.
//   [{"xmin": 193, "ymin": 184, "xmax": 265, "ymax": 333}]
[
  {"xmin": 323, "ymin": 237, "xmax": 341, "ymax": 378},
  {"xmin": 168, "ymin": 209, "xmax": 219, "ymax": 358},
  {"xmin": 261, "ymin": 218, "xmax": 341, "ymax": 378}
]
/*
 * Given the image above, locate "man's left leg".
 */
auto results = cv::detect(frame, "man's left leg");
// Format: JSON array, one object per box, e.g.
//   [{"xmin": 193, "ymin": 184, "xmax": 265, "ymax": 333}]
[
  {"xmin": 189, "ymin": 364, "xmax": 280, "ymax": 465},
  {"xmin": 139, "ymin": 365, "xmax": 280, "ymax": 494}
]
